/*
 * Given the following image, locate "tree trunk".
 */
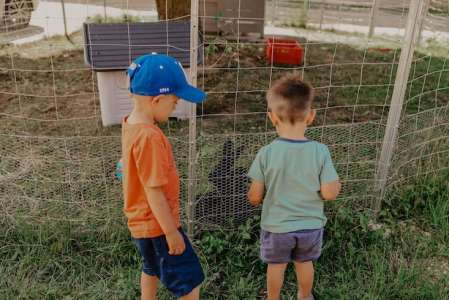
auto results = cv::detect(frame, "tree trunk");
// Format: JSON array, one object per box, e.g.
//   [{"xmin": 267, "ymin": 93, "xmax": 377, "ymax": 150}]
[{"xmin": 155, "ymin": 0, "xmax": 191, "ymax": 20}]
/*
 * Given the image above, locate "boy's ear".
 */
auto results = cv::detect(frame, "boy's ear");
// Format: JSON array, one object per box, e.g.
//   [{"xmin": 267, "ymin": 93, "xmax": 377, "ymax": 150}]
[
  {"xmin": 306, "ymin": 109, "xmax": 316, "ymax": 125},
  {"xmin": 267, "ymin": 111, "xmax": 278, "ymax": 127},
  {"xmin": 151, "ymin": 95, "xmax": 162, "ymax": 105}
]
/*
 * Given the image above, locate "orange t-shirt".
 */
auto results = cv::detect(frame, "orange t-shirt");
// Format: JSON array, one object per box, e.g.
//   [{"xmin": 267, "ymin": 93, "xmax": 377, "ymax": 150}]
[{"xmin": 121, "ymin": 117, "xmax": 180, "ymax": 238}]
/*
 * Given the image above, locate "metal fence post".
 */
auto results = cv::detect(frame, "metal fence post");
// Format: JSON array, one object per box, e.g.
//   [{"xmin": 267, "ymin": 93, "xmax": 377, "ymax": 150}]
[
  {"xmin": 103, "ymin": 0, "xmax": 107, "ymax": 21},
  {"xmin": 417, "ymin": 0, "xmax": 430, "ymax": 47},
  {"xmin": 187, "ymin": 0, "xmax": 199, "ymax": 238},
  {"xmin": 373, "ymin": 0, "xmax": 427, "ymax": 212},
  {"xmin": 60, "ymin": 0, "xmax": 73, "ymax": 43},
  {"xmin": 319, "ymin": 0, "xmax": 326, "ymax": 30},
  {"xmin": 368, "ymin": 0, "xmax": 380, "ymax": 37},
  {"xmin": 300, "ymin": 0, "xmax": 309, "ymax": 28}
]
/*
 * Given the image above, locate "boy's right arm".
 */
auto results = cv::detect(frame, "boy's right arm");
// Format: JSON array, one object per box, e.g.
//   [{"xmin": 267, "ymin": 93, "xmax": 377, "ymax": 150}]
[
  {"xmin": 133, "ymin": 135, "xmax": 185, "ymax": 255},
  {"xmin": 247, "ymin": 149, "xmax": 266, "ymax": 206},
  {"xmin": 144, "ymin": 186, "xmax": 185, "ymax": 255}
]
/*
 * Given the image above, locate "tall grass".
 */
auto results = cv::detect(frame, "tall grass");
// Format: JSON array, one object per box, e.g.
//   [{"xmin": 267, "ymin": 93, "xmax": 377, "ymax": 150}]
[{"xmin": 1, "ymin": 174, "xmax": 448, "ymax": 299}]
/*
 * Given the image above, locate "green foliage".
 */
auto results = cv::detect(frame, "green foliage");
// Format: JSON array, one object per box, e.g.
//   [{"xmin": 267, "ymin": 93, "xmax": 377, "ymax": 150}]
[
  {"xmin": 213, "ymin": 11, "xmax": 224, "ymax": 23},
  {"xmin": 2, "ymin": 175, "xmax": 449, "ymax": 299},
  {"xmin": 205, "ymin": 43, "xmax": 219, "ymax": 56}
]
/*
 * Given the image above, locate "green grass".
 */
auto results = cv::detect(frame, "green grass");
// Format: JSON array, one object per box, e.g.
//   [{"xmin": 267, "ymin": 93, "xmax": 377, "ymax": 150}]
[
  {"xmin": 1, "ymin": 174, "xmax": 449, "ymax": 299},
  {"xmin": 384, "ymin": 175, "xmax": 449, "ymax": 244}
]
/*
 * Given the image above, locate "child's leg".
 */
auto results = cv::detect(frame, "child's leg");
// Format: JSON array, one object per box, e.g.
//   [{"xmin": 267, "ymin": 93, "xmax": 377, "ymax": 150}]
[
  {"xmin": 294, "ymin": 261, "xmax": 314, "ymax": 300},
  {"xmin": 180, "ymin": 286, "xmax": 200, "ymax": 300},
  {"xmin": 140, "ymin": 272, "xmax": 159, "ymax": 300},
  {"xmin": 267, "ymin": 263, "xmax": 288, "ymax": 300}
]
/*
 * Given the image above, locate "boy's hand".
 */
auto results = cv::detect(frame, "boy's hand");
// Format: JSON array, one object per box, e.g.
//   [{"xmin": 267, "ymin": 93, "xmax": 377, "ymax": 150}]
[{"xmin": 166, "ymin": 230, "xmax": 186, "ymax": 255}]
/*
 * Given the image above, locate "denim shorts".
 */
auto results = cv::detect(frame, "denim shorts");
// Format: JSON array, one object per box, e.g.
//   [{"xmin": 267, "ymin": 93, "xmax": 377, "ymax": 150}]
[
  {"xmin": 134, "ymin": 229, "xmax": 204, "ymax": 297},
  {"xmin": 260, "ymin": 228, "xmax": 323, "ymax": 263}
]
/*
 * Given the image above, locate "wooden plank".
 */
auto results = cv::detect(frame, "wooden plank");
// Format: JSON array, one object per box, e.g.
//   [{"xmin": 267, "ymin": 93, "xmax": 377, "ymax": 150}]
[{"xmin": 187, "ymin": 0, "xmax": 200, "ymax": 238}]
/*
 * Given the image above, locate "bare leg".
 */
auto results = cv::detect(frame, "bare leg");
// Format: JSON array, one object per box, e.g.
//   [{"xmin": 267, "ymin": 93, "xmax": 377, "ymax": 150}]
[
  {"xmin": 180, "ymin": 285, "xmax": 200, "ymax": 300},
  {"xmin": 294, "ymin": 261, "xmax": 314, "ymax": 300},
  {"xmin": 267, "ymin": 263, "xmax": 288, "ymax": 300},
  {"xmin": 140, "ymin": 272, "xmax": 158, "ymax": 300}
]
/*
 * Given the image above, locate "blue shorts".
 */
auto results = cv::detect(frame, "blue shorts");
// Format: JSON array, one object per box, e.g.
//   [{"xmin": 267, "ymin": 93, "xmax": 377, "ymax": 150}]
[
  {"xmin": 134, "ymin": 229, "xmax": 204, "ymax": 297},
  {"xmin": 260, "ymin": 228, "xmax": 323, "ymax": 263}
]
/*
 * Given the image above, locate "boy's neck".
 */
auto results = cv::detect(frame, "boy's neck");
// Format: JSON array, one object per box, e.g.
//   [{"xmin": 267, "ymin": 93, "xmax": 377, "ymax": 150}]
[
  {"xmin": 276, "ymin": 122, "xmax": 308, "ymax": 140},
  {"xmin": 127, "ymin": 109, "xmax": 155, "ymax": 125}
]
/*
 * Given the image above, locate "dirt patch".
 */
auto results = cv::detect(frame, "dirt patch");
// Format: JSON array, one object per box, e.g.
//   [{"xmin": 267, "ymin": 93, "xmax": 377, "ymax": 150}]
[{"xmin": 1, "ymin": 35, "xmax": 448, "ymax": 138}]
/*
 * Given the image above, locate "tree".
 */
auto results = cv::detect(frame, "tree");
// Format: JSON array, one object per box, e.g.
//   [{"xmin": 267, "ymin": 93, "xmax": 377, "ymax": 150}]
[{"xmin": 155, "ymin": 0, "xmax": 190, "ymax": 20}]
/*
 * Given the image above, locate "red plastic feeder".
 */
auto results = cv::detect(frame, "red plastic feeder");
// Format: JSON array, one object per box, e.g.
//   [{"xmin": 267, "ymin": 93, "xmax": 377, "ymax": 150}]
[{"xmin": 266, "ymin": 37, "xmax": 304, "ymax": 65}]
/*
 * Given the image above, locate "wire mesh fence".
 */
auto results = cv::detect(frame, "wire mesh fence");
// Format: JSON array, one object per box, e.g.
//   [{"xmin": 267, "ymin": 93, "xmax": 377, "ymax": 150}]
[{"xmin": 0, "ymin": 0, "xmax": 448, "ymax": 243}]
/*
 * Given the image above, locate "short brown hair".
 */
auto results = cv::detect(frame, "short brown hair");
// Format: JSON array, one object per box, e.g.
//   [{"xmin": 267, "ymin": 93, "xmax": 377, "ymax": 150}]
[{"xmin": 267, "ymin": 74, "xmax": 313, "ymax": 124}]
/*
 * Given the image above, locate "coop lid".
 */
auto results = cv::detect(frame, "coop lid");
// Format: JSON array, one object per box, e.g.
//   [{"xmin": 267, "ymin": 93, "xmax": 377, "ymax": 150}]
[{"xmin": 83, "ymin": 20, "xmax": 203, "ymax": 71}]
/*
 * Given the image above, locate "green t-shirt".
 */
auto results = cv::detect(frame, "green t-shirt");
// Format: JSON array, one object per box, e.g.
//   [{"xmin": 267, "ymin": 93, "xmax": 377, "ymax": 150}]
[{"xmin": 248, "ymin": 138, "xmax": 339, "ymax": 233}]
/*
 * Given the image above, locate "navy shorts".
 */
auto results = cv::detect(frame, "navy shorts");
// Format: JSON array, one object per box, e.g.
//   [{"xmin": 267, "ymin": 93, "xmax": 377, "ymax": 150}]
[
  {"xmin": 260, "ymin": 228, "xmax": 323, "ymax": 263},
  {"xmin": 134, "ymin": 229, "xmax": 204, "ymax": 297}
]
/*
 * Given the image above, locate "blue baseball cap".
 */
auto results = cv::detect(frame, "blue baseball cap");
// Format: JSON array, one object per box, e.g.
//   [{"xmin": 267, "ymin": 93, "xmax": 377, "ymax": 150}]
[{"xmin": 127, "ymin": 53, "xmax": 206, "ymax": 103}]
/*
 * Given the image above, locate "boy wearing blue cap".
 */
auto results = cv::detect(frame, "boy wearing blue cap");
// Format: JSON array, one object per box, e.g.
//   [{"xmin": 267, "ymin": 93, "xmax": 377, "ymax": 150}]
[
  {"xmin": 121, "ymin": 54, "xmax": 206, "ymax": 300},
  {"xmin": 247, "ymin": 74, "xmax": 341, "ymax": 300}
]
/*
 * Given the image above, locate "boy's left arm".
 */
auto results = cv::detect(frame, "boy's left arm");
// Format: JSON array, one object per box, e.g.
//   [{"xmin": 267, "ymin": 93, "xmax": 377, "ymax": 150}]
[
  {"xmin": 248, "ymin": 181, "xmax": 265, "ymax": 206},
  {"xmin": 319, "ymin": 145, "xmax": 341, "ymax": 201}
]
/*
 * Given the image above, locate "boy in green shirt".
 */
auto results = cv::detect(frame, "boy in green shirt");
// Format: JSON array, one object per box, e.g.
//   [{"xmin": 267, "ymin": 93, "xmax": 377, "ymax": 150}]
[{"xmin": 248, "ymin": 74, "xmax": 341, "ymax": 300}]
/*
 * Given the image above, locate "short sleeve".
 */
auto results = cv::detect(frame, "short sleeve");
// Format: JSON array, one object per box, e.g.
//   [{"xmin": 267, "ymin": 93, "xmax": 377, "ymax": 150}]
[
  {"xmin": 132, "ymin": 134, "xmax": 169, "ymax": 188},
  {"xmin": 248, "ymin": 149, "xmax": 265, "ymax": 182},
  {"xmin": 320, "ymin": 145, "xmax": 339, "ymax": 184}
]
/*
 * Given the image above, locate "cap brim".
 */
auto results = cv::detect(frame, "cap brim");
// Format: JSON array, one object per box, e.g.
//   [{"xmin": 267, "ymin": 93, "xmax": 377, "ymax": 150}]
[{"xmin": 174, "ymin": 85, "xmax": 206, "ymax": 103}]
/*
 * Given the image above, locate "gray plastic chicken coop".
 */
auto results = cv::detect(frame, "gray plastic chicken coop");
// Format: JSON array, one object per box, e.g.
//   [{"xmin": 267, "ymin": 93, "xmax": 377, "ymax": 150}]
[{"xmin": 83, "ymin": 20, "xmax": 203, "ymax": 126}]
